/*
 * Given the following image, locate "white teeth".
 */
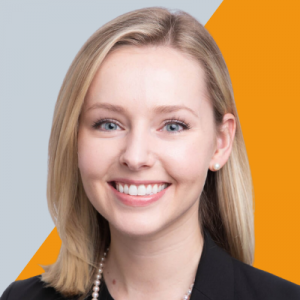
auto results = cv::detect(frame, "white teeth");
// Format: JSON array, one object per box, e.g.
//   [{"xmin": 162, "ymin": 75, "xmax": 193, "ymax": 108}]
[
  {"xmin": 137, "ymin": 185, "xmax": 146, "ymax": 195},
  {"xmin": 146, "ymin": 185, "xmax": 152, "ymax": 195},
  {"xmin": 129, "ymin": 185, "xmax": 138, "ymax": 196},
  {"xmin": 115, "ymin": 182, "xmax": 168, "ymax": 196},
  {"xmin": 124, "ymin": 184, "xmax": 129, "ymax": 194}
]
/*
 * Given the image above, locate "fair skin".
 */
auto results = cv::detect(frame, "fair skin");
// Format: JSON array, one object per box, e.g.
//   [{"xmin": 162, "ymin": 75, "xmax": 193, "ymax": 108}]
[{"xmin": 78, "ymin": 45, "xmax": 236, "ymax": 300}]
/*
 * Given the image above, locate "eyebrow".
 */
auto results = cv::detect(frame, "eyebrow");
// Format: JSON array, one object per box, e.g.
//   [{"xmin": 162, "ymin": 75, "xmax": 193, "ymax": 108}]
[{"xmin": 86, "ymin": 103, "xmax": 198, "ymax": 118}]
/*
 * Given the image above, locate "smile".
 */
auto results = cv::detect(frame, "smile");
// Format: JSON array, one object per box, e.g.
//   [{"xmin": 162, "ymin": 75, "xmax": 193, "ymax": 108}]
[
  {"xmin": 112, "ymin": 182, "xmax": 169, "ymax": 196},
  {"xmin": 108, "ymin": 181, "xmax": 171, "ymax": 207}
]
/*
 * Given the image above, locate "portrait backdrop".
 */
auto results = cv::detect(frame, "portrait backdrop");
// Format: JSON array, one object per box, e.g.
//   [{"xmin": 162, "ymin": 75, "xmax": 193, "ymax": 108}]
[{"xmin": 0, "ymin": 0, "xmax": 299, "ymax": 295}]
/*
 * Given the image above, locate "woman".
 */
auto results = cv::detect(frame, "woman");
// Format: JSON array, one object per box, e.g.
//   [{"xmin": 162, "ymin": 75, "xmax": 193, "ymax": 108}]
[{"xmin": 1, "ymin": 6, "xmax": 299, "ymax": 300}]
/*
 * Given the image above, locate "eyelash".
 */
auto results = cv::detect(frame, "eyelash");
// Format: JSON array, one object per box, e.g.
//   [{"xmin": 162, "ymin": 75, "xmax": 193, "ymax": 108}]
[{"xmin": 92, "ymin": 116, "xmax": 191, "ymax": 133}]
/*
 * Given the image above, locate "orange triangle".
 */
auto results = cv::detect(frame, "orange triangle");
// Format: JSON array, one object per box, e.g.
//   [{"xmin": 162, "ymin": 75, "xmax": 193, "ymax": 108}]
[
  {"xmin": 16, "ymin": 227, "xmax": 61, "ymax": 280},
  {"xmin": 206, "ymin": 0, "xmax": 300, "ymax": 284}
]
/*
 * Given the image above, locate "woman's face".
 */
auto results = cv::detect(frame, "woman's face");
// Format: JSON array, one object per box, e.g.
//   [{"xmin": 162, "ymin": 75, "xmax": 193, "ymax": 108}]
[{"xmin": 78, "ymin": 46, "xmax": 222, "ymax": 237}]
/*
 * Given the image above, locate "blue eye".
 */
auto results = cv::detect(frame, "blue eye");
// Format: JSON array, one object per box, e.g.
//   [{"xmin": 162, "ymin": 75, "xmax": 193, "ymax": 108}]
[
  {"xmin": 92, "ymin": 119, "xmax": 121, "ymax": 131},
  {"xmin": 101, "ymin": 122, "xmax": 120, "ymax": 131},
  {"xmin": 162, "ymin": 118, "xmax": 191, "ymax": 133},
  {"xmin": 164, "ymin": 122, "xmax": 185, "ymax": 132},
  {"xmin": 92, "ymin": 117, "xmax": 191, "ymax": 133}
]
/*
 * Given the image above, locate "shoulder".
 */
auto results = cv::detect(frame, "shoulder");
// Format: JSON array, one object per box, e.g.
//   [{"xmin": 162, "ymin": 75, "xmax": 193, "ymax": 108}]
[
  {"xmin": 0, "ymin": 275, "xmax": 67, "ymax": 300},
  {"xmin": 232, "ymin": 258, "xmax": 300, "ymax": 300}
]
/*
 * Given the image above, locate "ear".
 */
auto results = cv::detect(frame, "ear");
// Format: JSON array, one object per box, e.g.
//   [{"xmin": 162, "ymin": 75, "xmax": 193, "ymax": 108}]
[{"xmin": 209, "ymin": 113, "xmax": 236, "ymax": 171}]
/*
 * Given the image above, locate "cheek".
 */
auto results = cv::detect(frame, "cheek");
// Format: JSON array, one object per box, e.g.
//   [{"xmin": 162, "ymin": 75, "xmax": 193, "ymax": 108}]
[
  {"xmin": 77, "ymin": 129, "xmax": 119, "ymax": 215},
  {"xmin": 77, "ymin": 129, "xmax": 116, "ymax": 180},
  {"xmin": 159, "ymin": 135, "xmax": 214, "ymax": 187}
]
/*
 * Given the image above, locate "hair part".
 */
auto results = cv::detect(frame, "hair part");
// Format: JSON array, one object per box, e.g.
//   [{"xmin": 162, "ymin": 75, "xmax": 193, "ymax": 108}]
[{"xmin": 42, "ymin": 6, "xmax": 254, "ymax": 299}]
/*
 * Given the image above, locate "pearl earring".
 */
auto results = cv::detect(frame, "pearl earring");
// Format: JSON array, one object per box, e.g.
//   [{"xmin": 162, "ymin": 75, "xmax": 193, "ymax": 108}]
[{"xmin": 214, "ymin": 163, "xmax": 220, "ymax": 170}]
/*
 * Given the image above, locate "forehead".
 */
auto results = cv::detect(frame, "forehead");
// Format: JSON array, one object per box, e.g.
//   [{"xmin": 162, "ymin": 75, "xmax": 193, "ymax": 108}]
[{"xmin": 84, "ymin": 45, "xmax": 210, "ymax": 115}]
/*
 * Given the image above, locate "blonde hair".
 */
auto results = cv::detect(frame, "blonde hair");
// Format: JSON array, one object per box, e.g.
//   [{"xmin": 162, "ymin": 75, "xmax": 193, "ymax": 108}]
[{"xmin": 42, "ymin": 6, "xmax": 254, "ymax": 298}]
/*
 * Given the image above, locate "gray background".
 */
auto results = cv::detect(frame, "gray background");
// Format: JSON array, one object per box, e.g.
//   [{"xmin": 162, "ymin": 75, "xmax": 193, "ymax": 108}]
[{"xmin": 0, "ymin": 0, "xmax": 223, "ymax": 294}]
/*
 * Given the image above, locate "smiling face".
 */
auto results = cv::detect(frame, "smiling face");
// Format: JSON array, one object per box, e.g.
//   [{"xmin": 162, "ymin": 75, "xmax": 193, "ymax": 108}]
[{"xmin": 78, "ymin": 45, "xmax": 218, "ymax": 237}]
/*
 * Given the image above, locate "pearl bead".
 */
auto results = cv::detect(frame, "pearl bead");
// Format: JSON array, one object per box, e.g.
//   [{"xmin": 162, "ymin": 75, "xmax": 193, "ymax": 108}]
[
  {"xmin": 96, "ymin": 274, "xmax": 101, "ymax": 279},
  {"xmin": 98, "ymin": 268, "xmax": 103, "ymax": 273},
  {"xmin": 99, "ymin": 263, "xmax": 104, "ymax": 268},
  {"xmin": 92, "ymin": 292, "xmax": 99, "ymax": 298},
  {"xmin": 94, "ymin": 280, "xmax": 100, "ymax": 286},
  {"xmin": 214, "ymin": 163, "xmax": 220, "ymax": 170},
  {"xmin": 93, "ymin": 286, "xmax": 100, "ymax": 292}
]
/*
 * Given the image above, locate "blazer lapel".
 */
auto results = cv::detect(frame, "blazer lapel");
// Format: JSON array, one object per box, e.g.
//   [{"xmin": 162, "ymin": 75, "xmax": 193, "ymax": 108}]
[{"xmin": 190, "ymin": 230, "xmax": 235, "ymax": 300}]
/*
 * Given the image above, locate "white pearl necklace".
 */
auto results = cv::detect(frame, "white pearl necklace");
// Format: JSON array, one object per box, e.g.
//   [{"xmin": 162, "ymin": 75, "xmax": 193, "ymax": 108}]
[
  {"xmin": 92, "ymin": 248, "xmax": 194, "ymax": 300},
  {"xmin": 92, "ymin": 248, "xmax": 108, "ymax": 299}
]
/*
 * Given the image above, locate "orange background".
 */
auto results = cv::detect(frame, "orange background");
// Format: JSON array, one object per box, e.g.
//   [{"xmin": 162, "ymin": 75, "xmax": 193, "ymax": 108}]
[{"xmin": 17, "ymin": 0, "xmax": 300, "ymax": 285}]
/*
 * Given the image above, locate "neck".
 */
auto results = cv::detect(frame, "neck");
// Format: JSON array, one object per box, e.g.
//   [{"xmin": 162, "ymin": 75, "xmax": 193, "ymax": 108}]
[{"xmin": 104, "ymin": 208, "xmax": 203, "ymax": 300}]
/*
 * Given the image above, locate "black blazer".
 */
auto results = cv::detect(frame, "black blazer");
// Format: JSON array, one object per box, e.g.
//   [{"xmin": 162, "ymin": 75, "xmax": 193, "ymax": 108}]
[{"xmin": 1, "ymin": 230, "xmax": 300, "ymax": 300}]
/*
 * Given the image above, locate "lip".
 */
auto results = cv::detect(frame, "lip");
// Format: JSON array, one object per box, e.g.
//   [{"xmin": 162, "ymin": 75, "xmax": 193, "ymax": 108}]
[
  {"xmin": 108, "ymin": 182, "xmax": 170, "ymax": 207},
  {"xmin": 109, "ymin": 178, "xmax": 170, "ymax": 185}
]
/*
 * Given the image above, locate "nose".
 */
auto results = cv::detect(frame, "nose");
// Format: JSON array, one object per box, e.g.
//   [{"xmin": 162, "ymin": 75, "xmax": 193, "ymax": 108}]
[{"xmin": 119, "ymin": 127, "xmax": 155, "ymax": 171}]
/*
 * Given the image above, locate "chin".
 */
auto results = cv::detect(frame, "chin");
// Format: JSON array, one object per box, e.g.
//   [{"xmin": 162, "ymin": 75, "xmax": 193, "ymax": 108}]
[{"xmin": 108, "ymin": 213, "xmax": 169, "ymax": 238}]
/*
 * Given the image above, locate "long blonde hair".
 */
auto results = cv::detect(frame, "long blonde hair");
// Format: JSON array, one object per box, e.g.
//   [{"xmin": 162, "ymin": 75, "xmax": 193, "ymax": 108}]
[{"xmin": 42, "ymin": 6, "xmax": 254, "ymax": 298}]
